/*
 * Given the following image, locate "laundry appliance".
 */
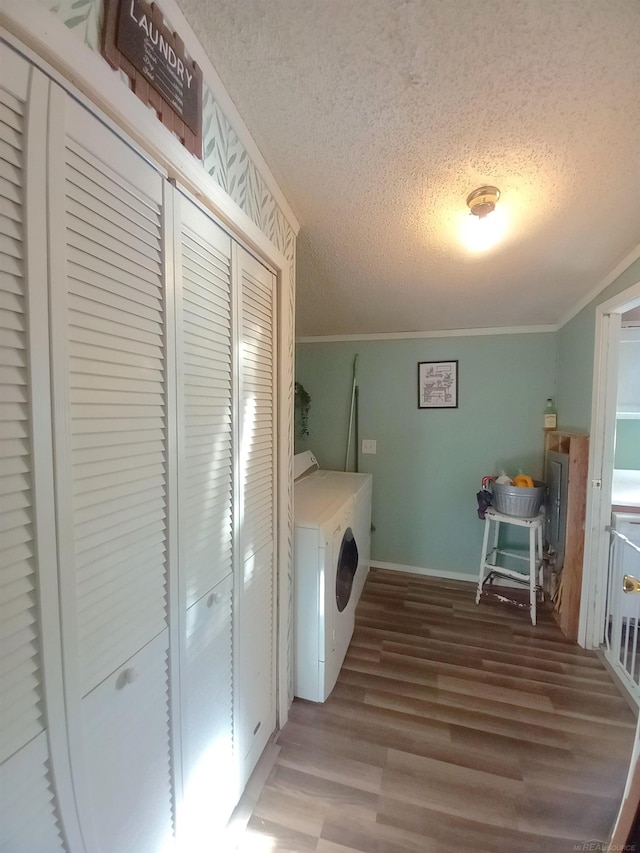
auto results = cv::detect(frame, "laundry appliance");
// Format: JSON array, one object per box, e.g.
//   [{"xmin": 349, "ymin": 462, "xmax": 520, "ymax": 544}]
[{"xmin": 293, "ymin": 451, "xmax": 372, "ymax": 702}]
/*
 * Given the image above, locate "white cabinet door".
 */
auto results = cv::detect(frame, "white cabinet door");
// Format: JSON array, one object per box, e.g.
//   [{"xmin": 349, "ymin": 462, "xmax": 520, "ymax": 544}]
[
  {"xmin": 81, "ymin": 631, "xmax": 173, "ymax": 853},
  {"xmin": 47, "ymin": 87, "xmax": 173, "ymax": 850},
  {"xmin": 174, "ymin": 191, "xmax": 233, "ymax": 607},
  {"xmin": 173, "ymin": 190, "xmax": 235, "ymax": 845},
  {"xmin": 235, "ymin": 246, "xmax": 276, "ymax": 784},
  {"xmin": 180, "ymin": 574, "xmax": 234, "ymax": 850},
  {"xmin": 50, "ymin": 92, "xmax": 170, "ymax": 697}
]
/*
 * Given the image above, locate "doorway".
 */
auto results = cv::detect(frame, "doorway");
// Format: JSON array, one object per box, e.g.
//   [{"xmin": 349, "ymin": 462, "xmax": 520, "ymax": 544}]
[{"xmin": 582, "ymin": 282, "xmax": 640, "ymax": 704}]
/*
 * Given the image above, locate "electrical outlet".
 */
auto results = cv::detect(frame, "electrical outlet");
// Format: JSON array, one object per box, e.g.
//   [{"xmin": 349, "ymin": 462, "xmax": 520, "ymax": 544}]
[{"xmin": 362, "ymin": 439, "xmax": 376, "ymax": 454}]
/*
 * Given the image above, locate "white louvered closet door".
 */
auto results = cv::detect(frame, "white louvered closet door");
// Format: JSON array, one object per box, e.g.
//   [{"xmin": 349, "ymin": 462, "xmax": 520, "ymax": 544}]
[
  {"xmin": 175, "ymin": 192, "xmax": 233, "ymax": 606},
  {"xmin": 48, "ymin": 87, "xmax": 173, "ymax": 853},
  {"xmin": 173, "ymin": 191, "xmax": 235, "ymax": 842},
  {"xmin": 236, "ymin": 245, "xmax": 277, "ymax": 785},
  {"xmin": 0, "ymin": 44, "xmax": 78, "ymax": 853}
]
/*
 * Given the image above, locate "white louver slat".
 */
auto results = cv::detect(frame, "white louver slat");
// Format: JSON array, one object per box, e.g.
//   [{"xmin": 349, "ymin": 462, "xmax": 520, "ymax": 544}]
[
  {"xmin": 58, "ymin": 104, "xmax": 168, "ymax": 697},
  {"xmin": 0, "ymin": 61, "xmax": 44, "ymax": 768},
  {"xmin": 176, "ymin": 195, "xmax": 233, "ymax": 609},
  {"xmin": 240, "ymin": 256, "xmax": 275, "ymax": 562}
]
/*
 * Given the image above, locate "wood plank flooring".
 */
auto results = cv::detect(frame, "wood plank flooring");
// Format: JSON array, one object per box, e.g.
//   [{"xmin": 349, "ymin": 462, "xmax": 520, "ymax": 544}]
[{"xmin": 241, "ymin": 569, "xmax": 637, "ymax": 852}]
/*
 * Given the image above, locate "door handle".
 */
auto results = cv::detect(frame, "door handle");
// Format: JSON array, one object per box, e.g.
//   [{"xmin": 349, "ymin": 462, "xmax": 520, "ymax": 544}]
[{"xmin": 623, "ymin": 575, "xmax": 640, "ymax": 594}]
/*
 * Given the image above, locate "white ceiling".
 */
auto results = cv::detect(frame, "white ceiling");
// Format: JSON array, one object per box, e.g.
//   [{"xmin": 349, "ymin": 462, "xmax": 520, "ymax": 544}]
[{"xmin": 177, "ymin": 0, "xmax": 640, "ymax": 337}]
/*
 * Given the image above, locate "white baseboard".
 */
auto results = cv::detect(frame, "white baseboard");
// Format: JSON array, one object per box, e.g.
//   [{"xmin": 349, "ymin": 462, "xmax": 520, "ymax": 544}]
[
  {"xmin": 369, "ymin": 561, "xmax": 531, "ymax": 593},
  {"xmin": 370, "ymin": 561, "xmax": 476, "ymax": 584}
]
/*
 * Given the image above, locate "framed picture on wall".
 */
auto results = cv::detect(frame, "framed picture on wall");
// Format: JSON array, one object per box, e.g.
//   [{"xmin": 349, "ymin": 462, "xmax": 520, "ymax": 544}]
[{"xmin": 417, "ymin": 360, "xmax": 458, "ymax": 409}]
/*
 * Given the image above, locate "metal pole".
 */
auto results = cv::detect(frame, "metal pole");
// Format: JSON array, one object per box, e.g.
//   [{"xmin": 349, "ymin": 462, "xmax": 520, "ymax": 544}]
[
  {"xmin": 345, "ymin": 354, "xmax": 358, "ymax": 471},
  {"xmin": 354, "ymin": 385, "xmax": 360, "ymax": 473}
]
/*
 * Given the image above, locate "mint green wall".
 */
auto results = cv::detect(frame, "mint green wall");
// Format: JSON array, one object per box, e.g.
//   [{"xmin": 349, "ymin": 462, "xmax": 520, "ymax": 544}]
[
  {"xmin": 296, "ymin": 333, "xmax": 557, "ymax": 577},
  {"xmin": 615, "ymin": 419, "xmax": 640, "ymax": 470},
  {"xmin": 557, "ymin": 257, "xmax": 640, "ymax": 432},
  {"xmin": 555, "ymin": 308, "xmax": 595, "ymax": 433}
]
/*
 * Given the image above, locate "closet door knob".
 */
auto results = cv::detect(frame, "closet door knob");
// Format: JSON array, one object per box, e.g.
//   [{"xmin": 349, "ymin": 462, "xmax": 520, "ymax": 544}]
[
  {"xmin": 115, "ymin": 667, "xmax": 138, "ymax": 690},
  {"xmin": 206, "ymin": 592, "xmax": 221, "ymax": 608}
]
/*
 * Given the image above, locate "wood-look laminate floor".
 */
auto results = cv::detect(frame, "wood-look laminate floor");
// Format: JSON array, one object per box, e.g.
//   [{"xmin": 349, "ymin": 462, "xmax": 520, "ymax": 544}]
[{"xmin": 241, "ymin": 569, "xmax": 637, "ymax": 853}]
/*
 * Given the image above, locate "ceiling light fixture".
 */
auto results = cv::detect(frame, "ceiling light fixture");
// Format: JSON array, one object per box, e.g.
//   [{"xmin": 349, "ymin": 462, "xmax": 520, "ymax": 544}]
[
  {"xmin": 460, "ymin": 185, "xmax": 506, "ymax": 252},
  {"xmin": 466, "ymin": 185, "xmax": 501, "ymax": 218}
]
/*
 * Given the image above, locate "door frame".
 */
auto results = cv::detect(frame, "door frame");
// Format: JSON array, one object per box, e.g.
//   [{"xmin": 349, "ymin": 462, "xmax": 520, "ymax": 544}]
[{"xmin": 580, "ymin": 280, "xmax": 640, "ymax": 649}]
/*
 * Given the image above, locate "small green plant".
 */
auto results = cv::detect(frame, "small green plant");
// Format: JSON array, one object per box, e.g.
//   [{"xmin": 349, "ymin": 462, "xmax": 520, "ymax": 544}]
[{"xmin": 294, "ymin": 382, "xmax": 311, "ymax": 438}]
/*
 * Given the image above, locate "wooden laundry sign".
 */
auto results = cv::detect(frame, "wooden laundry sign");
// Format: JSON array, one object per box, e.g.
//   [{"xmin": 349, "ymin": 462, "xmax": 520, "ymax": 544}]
[{"xmin": 102, "ymin": 0, "xmax": 203, "ymax": 157}]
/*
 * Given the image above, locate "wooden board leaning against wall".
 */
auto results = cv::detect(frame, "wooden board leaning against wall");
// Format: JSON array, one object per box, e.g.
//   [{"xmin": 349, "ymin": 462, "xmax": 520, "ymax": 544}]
[{"xmin": 544, "ymin": 430, "xmax": 590, "ymax": 642}]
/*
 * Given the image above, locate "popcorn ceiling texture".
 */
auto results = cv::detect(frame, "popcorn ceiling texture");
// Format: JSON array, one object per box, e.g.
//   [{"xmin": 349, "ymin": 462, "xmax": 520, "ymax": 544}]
[{"xmin": 176, "ymin": 0, "xmax": 640, "ymax": 336}]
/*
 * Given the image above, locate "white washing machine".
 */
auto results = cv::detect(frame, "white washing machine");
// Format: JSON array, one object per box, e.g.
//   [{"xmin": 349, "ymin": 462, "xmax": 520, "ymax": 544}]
[{"xmin": 294, "ymin": 451, "xmax": 372, "ymax": 702}]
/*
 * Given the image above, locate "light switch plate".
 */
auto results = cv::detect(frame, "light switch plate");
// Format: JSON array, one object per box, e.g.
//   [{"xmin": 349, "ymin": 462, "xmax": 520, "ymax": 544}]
[{"xmin": 362, "ymin": 439, "xmax": 376, "ymax": 454}]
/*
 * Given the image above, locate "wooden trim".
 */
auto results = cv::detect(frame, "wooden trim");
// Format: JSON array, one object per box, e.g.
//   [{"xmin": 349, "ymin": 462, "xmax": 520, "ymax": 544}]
[{"xmin": 544, "ymin": 430, "xmax": 590, "ymax": 642}]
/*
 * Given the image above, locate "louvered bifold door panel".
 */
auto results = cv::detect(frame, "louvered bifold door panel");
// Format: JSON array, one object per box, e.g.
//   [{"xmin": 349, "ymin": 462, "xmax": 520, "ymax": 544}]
[
  {"xmin": 0, "ymin": 46, "xmax": 66, "ymax": 852},
  {"xmin": 55, "ymin": 96, "xmax": 169, "ymax": 697},
  {"xmin": 237, "ymin": 545, "xmax": 274, "ymax": 764},
  {"xmin": 239, "ymin": 252, "xmax": 275, "ymax": 563},
  {"xmin": 175, "ymin": 194, "xmax": 233, "ymax": 608},
  {"xmin": 236, "ymin": 246, "xmax": 276, "ymax": 783},
  {"xmin": 47, "ymin": 90, "xmax": 174, "ymax": 852},
  {"xmin": 81, "ymin": 630, "xmax": 172, "ymax": 853},
  {"xmin": 180, "ymin": 574, "xmax": 234, "ymax": 847}
]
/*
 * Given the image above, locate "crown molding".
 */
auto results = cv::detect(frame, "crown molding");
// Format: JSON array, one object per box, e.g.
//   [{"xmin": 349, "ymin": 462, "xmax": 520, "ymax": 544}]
[
  {"xmin": 296, "ymin": 323, "xmax": 558, "ymax": 344},
  {"xmin": 558, "ymin": 241, "xmax": 640, "ymax": 329}
]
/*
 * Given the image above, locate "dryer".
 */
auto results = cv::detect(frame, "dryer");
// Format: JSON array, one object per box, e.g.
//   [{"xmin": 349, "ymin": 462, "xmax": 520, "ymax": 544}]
[{"xmin": 294, "ymin": 452, "xmax": 372, "ymax": 702}]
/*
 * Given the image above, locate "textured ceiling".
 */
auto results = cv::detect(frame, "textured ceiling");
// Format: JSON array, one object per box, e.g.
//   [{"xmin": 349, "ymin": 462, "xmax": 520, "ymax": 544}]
[{"xmin": 176, "ymin": 0, "xmax": 640, "ymax": 337}]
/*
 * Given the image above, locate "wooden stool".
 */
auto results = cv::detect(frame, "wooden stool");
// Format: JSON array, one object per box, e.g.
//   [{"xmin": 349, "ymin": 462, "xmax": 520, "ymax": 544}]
[{"xmin": 476, "ymin": 507, "xmax": 544, "ymax": 625}]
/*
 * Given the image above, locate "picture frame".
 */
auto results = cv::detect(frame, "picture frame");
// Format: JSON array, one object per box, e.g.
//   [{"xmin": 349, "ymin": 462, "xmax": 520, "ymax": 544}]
[{"xmin": 417, "ymin": 360, "xmax": 458, "ymax": 409}]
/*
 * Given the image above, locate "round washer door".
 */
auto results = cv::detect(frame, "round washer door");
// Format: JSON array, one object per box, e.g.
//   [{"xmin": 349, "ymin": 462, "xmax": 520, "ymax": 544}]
[{"xmin": 335, "ymin": 527, "xmax": 359, "ymax": 612}]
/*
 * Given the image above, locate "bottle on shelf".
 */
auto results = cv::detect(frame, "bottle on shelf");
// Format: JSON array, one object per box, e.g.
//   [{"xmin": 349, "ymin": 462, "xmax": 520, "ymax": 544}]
[{"xmin": 544, "ymin": 397, "xmax": 557, "ymax": 430}]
